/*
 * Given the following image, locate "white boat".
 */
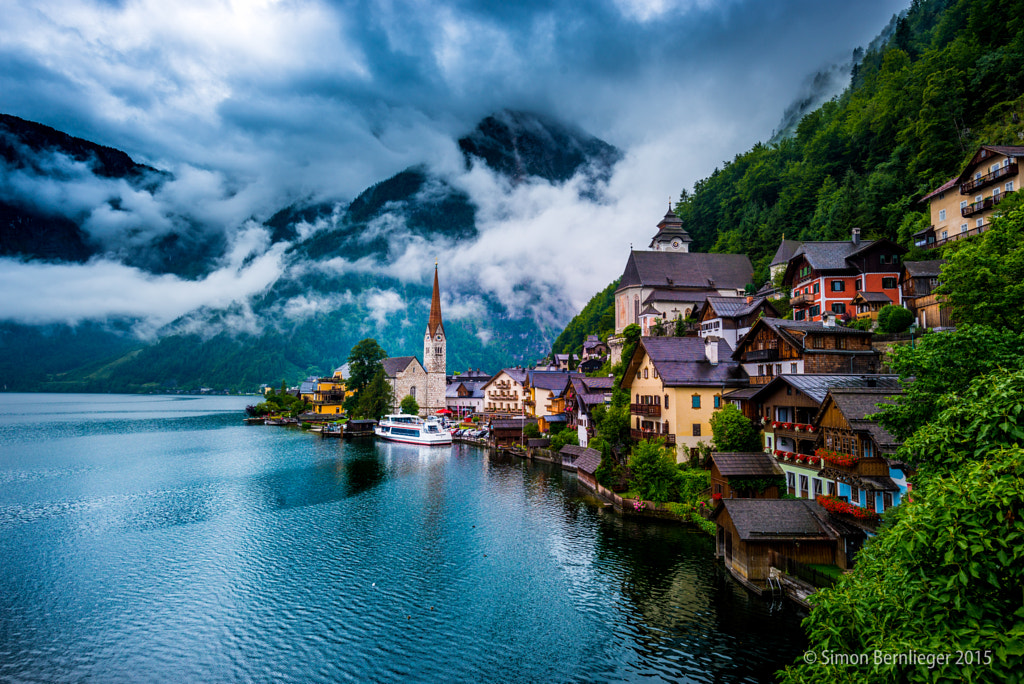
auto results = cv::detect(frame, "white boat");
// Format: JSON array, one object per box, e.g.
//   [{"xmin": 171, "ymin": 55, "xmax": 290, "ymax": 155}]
[{"xmin": 374, "ymin": 414, "xmax": 453, "ymax": 446}]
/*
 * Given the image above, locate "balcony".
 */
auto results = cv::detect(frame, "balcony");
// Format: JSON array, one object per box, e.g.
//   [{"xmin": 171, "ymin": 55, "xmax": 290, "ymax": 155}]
[
  {"xmin": 630, "ymin": 403, "xmax": 661, "ymax": 417},
  {"xmin": 925, "ymin": 222, "xmax": 990, "ymax": 249},
  {"xmin": 631, "ymin": 429, "xmax": 676, "ymax": 445},
  {"xmin": 791, "ymin": 293, "xmax": 814, "ymax": 306},
  {"xmin": 745, "ymin": 348, "xmax": 779, "ymax": 362},
  {"xmin": 961, "ymin": 190, "xmax": 1013, "ymax": 217},
  {"xmin": 960, "ymin": 162, "xmax": 1017, "ymax": 194}
]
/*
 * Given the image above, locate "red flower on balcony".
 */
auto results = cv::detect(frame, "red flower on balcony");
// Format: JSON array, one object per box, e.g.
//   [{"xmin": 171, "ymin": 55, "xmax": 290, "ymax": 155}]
[
  {"xmin": 772, "ymin": 421, "xmax": 781, "ymax": 429},
  {"xmin": 814, "ymin": 448, "xmax": 860, "ymax": 468},
  {"xmin": 712, "ymin": 492, "xmax": 722, "ymax": 501},
  {"xmin": 816, "ymin": 495, "xmax": 879, "ymax": 521},
  {"xmin": 808, "ymin": 456, "xmax": 821, "ymax": 466},
  {"xmin": 782, "ymin": 422, "xmax": 793, "ymax": 430}
]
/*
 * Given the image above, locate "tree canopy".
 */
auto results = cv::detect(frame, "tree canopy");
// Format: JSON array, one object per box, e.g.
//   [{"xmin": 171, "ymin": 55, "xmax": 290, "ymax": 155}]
[{"xmin": 709, "ymin": 404, "xmax": 762, "ymax": 452}]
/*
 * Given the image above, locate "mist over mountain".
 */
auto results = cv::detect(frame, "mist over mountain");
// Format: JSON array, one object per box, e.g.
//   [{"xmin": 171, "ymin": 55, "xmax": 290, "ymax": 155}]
[{"xmin": 0, "ymin": 109, "xmax": 622, "ymax": 391}]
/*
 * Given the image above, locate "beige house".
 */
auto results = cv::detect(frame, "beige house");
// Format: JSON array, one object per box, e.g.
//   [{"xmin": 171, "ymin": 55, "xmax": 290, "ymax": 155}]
[
  {"xmin": 621, "ymin": 336, "xmax": 748, "ymax": 462},
  {"xmin": 917, "ymin": 145, "xmax": 1023, "ymax": 249},
  {"xmin": 481, "ymin": 368, "xmax": 528, "ymax": 416}
]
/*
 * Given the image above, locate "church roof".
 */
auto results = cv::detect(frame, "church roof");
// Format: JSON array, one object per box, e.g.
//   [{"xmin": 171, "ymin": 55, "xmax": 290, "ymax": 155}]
[
  {"xmin": 648, "ymin": 207, "xmax": 692, "ymax": 247},
  {"xmin": 428, "ymin": 264, "xmax": 444, "ymax": 337},
  {"xmin": 617, "ymin": 251, "xmax": 753, "ymax": 291},
  {"xmin": 382, "ymin": 356, "xmax": 423, "ymax": 377}
]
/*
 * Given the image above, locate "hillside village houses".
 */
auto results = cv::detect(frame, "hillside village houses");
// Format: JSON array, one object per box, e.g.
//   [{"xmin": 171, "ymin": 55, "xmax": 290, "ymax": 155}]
[{"xmin": 916, "ymin": 145, "xmax": 1022, "ymax": 249}]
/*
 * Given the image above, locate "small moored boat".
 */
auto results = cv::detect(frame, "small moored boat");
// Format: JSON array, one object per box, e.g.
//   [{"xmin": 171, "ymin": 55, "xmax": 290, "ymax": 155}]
[{"xmin": 374, "ymin": 414, "xmax": 452, "ymax": 446}]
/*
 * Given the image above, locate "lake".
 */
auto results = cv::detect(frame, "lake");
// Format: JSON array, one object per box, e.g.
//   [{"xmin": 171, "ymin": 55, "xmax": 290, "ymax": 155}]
[{"xmin": 0, "ymin": 394, "xmax": 807, "ymax": 682}]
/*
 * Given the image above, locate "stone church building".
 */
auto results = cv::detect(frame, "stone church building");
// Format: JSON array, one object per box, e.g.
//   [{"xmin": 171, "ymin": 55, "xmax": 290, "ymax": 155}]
[{"xmin": 382, "ymin": 265, "xmax": 447, "ymax": 416}]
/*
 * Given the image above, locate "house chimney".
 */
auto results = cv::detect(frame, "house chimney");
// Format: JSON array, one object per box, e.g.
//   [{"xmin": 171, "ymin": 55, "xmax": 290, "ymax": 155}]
[
  {"xmin": 746, "ymin": 295, "xmax": 753, "ymax": 304},
  {"xmin": 705, "ymin": 336, "xmax": 720, "ymax": 365},
  {"xmin": 852, "ymin": 226, "xmax": 861, "ymax": 245},
  {"xmin": 822, "ymin": 312, "xmax": 836, "ymax": 328}
]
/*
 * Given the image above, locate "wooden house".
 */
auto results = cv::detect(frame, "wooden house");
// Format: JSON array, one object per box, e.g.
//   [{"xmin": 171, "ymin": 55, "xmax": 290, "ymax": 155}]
[
  {"xmin": 565, "ymin": 375, "xmax": 615, "ymax": 447},
  {"xmin": 900, "ymin": 260, "xmax": 950, "ymax": 329},
  {"xmin": 850, "ymin": 291, "xmax": 893, "ymax": 320},
  {"xmin": 814, "ymin": 388, "xmax": 908, "ymax": 518},
  {"xmin": 712, "ymin": 499, "xmax": 864, "ymax": 589},
  {"xmin": 560, "ymin": 445, "xmax": 602, "ymax": 490},
  {"xmin": 489, "ymin": 418, "xmax": 538, "ymax": 447},
  {"xmin": 709, "ymin": 452, "xmax": 783, "ymax": 499},
  {"xmin": 697, "ymin": 296, "xmax": 779, "ymax": 349},
  {"xmin": 731, "ymin": 317, "xmax": 879, "ymax": 385},
  {"xmin": 481, "ymin": 368, "xmax": 528, "ymax": 416}
]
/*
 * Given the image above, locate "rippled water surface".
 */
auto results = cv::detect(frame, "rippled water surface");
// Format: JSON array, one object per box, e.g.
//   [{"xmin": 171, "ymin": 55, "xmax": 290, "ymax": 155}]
[{"xmin": 0, "ymin": 394, "xmax": 807, "ymax": 682}]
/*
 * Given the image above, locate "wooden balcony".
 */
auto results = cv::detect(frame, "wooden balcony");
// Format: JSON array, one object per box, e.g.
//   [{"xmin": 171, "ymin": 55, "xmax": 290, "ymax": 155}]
[
  {"xmin": 922, "ymin": 223, "xmax": 989, "ymax": 249},
  {"xmin": 631, "ymin": 429, "xmax": 676, "ymax": 445},
  {"xmin": 745, "ymin": 348, "xmax": 779, "ymax": 362},
  {"xmin": 962, "ymin": 190, "xmax": 1013, "ymax": 217},
  {"xmin": 630, "ymin": 403, "xmax": 661, "ymax": 417},
  {"xmin": 791, "ymin": 293, "xmax": 814, "ymax": 306},
  {"xmin": 960, "ymin": 162, "xmax": 1017, "ymax": 194}
]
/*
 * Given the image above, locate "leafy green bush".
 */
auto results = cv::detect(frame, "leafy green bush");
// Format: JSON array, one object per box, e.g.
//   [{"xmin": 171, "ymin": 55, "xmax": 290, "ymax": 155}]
[
  {"xmin": 400, "ymin": 394, "xmax": 419, "ymax": 415},
  {"xmin": 549, "ymin": 427, "xmax": 578, "ymax": 452},
  {"xmin": 876, "ymin": 304, "xmax": 915, "ymax": 333},
  {"xmin": 709, "ymin": 404, "xmax": 762, "ymax": 452},
  {"xmin": 628, "ymin": 439, "xmax": 680, "ymax": 502},
  {"xmin": 522, "ymin": 422, "xmax": 541, "ymax": 439}
]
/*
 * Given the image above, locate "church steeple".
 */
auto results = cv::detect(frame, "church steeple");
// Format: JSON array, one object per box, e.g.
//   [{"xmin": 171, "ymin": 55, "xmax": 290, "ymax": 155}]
[
  {"xmin": 649, "ymin": 203, "xmax": 692, "ymax": 252},
  {"xmin": 428, "ymin": 262, "xmax": 444, "ymax": 337}
]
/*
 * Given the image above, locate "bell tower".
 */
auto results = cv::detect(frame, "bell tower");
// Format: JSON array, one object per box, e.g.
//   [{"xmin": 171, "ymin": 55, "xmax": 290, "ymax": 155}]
[
  {"xmin": 423, "ymin": 263, "xmax": 447, "ymax": 415},
  {"xmin": 649, "ymin": 204, "xmax": 692, "ymax": 252}
]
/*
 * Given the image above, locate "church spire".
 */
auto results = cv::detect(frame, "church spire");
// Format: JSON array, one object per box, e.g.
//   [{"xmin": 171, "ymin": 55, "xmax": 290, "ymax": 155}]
[{"xmin": 428, "ymin": 263, "xmax": 444, "ymax": 337}]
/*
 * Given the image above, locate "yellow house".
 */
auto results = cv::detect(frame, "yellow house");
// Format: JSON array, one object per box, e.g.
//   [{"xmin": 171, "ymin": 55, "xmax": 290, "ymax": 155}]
[
  {"xmin": 621, "ymin": 336, "xmax": 749, "ymax": 462},
  {"xmin": 523, "ymin": 370, "xmax": 573, "ymax": 420},
  {"xmin": 917, "ymin": 145, "xmax": 1022, "ymax": 249},
  {"xmin": 310, "ymin": 367, "xmax": 351, "ymax": 416}
]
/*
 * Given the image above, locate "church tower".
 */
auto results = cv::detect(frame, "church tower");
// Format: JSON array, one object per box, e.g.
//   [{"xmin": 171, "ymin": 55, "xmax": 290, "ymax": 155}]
[
  {"xmin": 648, "ymin": 205, "xmax": 692, "ymax": 252},
  {"xmin": 423, "ymin": 263, "xmax": 447, "ymax": 415}
]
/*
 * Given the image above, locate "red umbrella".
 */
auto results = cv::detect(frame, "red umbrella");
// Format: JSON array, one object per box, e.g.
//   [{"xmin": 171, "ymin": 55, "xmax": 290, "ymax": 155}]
[{"xmin": 436, "ymin": 409, "xmax": 452, "ymax": 414}]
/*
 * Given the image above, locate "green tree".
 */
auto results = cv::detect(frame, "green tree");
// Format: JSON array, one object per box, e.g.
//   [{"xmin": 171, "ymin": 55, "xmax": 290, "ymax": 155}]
[
  {"xmin": 613, "ymin": 323, "xmax": 642, "ymax": 378},
  {"xmin": 779, "ymin": 449, "xmax": 1024, "ymax": 683},
  {"xmin": 355, "ymin": 368, "xmax": 394, "ymax": 419},
  {"xmin": 347, "ymin": 338, "xmax": 388, "ymax": 393},
  {"xmin": 400, "ymin": 394, "xmax": 419, "ymax": 416},
  {"xmin": 935, "ymin": 206, "xmax": 1024, "ymax": 332},
  {"xmin": 872, "ymin": 325, "xmax": 1024, "ymax": 440},
  {"xmin": 709, "ymin": 404, "xmax": 762, "ymax": 452},
  {"xmin": 522, "ymin": 422, "xmax": 541, "ymax": 439},
  {"xmin": 876, "ymin": 304, "xmax": 915, "ymax": 333},
  {"xmin": 628, "ymin": 439, "xmax": 680, "ymax": 502},
  {"xmin": 549, "ymin": 427, "xmax": 579, "ymax": 452},
  {"xmin": 651, "ymin": 318, "xmax": 665, "ymax": 336}
]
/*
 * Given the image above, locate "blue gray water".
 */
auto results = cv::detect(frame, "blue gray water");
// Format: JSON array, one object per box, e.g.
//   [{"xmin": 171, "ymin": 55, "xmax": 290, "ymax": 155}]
[{"xmin": 0, "ymin": 394, "xmax": 806, "ymax": 683}]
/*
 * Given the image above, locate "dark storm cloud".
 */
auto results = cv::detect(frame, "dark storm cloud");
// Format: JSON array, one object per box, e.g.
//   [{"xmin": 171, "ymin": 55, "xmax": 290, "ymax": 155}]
[{"xmin": 0, "ymin": 0, "xmax": 909, "ymax": 330}]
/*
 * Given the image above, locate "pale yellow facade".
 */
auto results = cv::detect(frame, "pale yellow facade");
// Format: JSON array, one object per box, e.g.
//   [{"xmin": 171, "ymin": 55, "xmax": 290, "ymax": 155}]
[
  {"xmin": 482, "ymin": 371, "xmax": 526, "ymax": 415},
  {"xmin": 626, "ymin": 351, "xmax": 724, "ymax": 462}
]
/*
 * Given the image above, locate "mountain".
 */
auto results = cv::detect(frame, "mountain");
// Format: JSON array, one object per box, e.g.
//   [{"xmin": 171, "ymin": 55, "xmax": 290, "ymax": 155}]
[
  {"xmin": 0, "ymin": 110, "xmax": 622, "ymax": 392},
  {"xmin": 556, "ymin": 0, "xmax": 1024, "ymax": 351}
]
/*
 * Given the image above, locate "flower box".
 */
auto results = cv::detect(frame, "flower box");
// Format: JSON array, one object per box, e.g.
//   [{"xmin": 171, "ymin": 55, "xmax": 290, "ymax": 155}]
[
  {"xmin": 816, "ymin": 495, "xmax": 879, "ymax": 522},
  {"xmin": 781, "ymin": 422, "xmax": 793, "ymax": 430},
  {"xmin": 772, "ymin": 421, "xmax": 781, "ymax": 429}
]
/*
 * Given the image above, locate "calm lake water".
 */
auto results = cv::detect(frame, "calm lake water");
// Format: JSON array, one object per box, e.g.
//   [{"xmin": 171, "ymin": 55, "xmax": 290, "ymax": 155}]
[{"xmin": 0, "ymin": 394, "xmax": 807, "ymax": 683}]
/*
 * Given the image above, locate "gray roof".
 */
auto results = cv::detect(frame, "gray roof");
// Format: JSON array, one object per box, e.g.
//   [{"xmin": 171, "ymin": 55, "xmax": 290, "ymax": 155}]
[
  {"xmin": 711, "ymin": 452, "xmax": 781, "ymax": 477},
  {"xmin": 903, "ymin": 260, "xmax": 944, "ymax": 277},
  {"xmin": 334, "ymin": 363, "xmax": 350, "ymax": 379},
  {"xmin": 492, "ymin": 368, "xmax": 528, "ymax": 385},
  {"xmin": 491, "ymin": 418, "xmax": 537, "ymax": 429},
  {"xmin": 561, "ymin": 445, "xmax": 602, "ymax": 474},
  {"xmin": 618, "ymin": 251, "xmax": 753, "ymax": 291},
  {"xmin": 299, "ymin": 376, "xmax": 319, "ymax": 394},
  {"xmin": 631, "ymin": 337, "xmax": 747, "ymax": 388},
  {"xmin": 790, "ymin": 240, "xmax": 878, "ymax": 272},
  {"xmin": 569, "ymin": 375, "xmax": 614, "ymax": 409},
  {"xmin": 703, "ymin": 296, "xmax": 776, "ymax": 319},
  {"xmin": 526, "ymin": 438, "xmax": 551, "ymax": 448},
  {"xmin": 644, "ymin": 289, "xmax": 711, "ymax": 305},
  {"xmin": 382, "ymin": 356, "xmax": 421, "ymax": 376},
  {"xmin": 528, "ymin": 370, "xmax": 575, "ymax": 392},
  {"xmin": 445, "ymin": 381, "xmax": 487, "ymax": 399},
  {"xmin": 852, "ymin": 291, "xmax": 893, "ymax": 304},
  {"xmin": 920, "ymin": 177, "xmax": 958, "ymax": 202},
  {"xmin": 750, "ymin": 374, "xmax": 900, "ymax": 405},
  {"xmin": 820, "ymin": 388, "xmax": 903, "ymax": 452},
  {"xmin": 770, "ymin": 239, "xmax": 803, "ymax": 267},
  {"xmin": 714, "ymin": 499, "xmax": 836, "ymax": 541},
  {"xmin": 734, "ymin": 318, "xmax": 875, "ymax": 358}
]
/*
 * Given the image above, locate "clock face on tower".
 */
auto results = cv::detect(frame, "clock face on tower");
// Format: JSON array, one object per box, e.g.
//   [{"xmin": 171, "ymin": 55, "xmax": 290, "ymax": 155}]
[{"xmin": 671, "ymin": 238, "xmax": 681, "ymax": 249}]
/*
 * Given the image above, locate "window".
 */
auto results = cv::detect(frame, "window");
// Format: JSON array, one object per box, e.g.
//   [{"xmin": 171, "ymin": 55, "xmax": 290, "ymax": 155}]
[
  {"xmin": 1007, "ymin": 181, "xmax": 1014, "ymax": 192},
  {"xmin": 813, "ymin": 283, "xmax": 820, "ymax": 294},
  {"xmin": 799, "ymin": 475, "xmax": 809, "ymax": 497},
  {"xmin": 854, "ymin": 279, "xmax": 861, "ymax": 292},
  {"xmin": 790, "ymin": 363, "xmax": 797, "ymax": 373},
  {"xmin": 692, "ymin": 424, "xmax": 701, "ymax": 436},
  {"xmin": 977, "ymin": 218, "xmax": 984, "ymax": 228},
  {"xmin": 812, "ymin": 336, "xmax": 824, "ymax": 349},
  {"xmin": 960, "ymin": 200, "xmax": 968, "ymax": 210},
  {"xmin": 879, "ymin": 254, "xmax": 888, "ymax": 265},
  {"xmin": 939, "ymin": 209, "xmax": 946, "ymax": 221},
  {"xmin": 757, "ymin": 364, "xmax": 764, "ymax": 375},
  {"xmin": 713, "ymin": 395, "xmax": 721, "ymax": 409},
  {"xmin": 830, "ymin": 280, "xmax": 845, "ymax": 292},
  {"xmin": 643, "ymin": 368, "xmax": 648, "ymax": 379},
  {"xmin": 941, "ymin": 230, "xmax": 948, "ymax": 239},
  {"xmin": 881, "ymin": 277, "xmax": 897, "ymax": 289},
  {"xmin": 851, "ymin": 485, "xmax": 860, "ymax": 505},
  {"xmin": 827, "ymin": 481, "xmax": 836, "ymax": 496},
  {"xmin": 794, "ymin": 310, "xmax": 805, "ymax": 321},
  {"xmin": 410, "ymin": 386, "xmax": 416, "ymax": 398},
  {"xmin": 993, "ymin": 186, "xmax": 1001, "ymax": 197},
  {"xmin": 664, "ymin": 395, "xmax": 669, "ymax": 409},
  {"xmin": 975, "ymin": 194, "xmax": 983, "ymax": 203},
  {"xmin": 787, "ymin": 472, "xmax": 795, "ymax": 491},
  {"xmin": 831, "ymin": 303, "xmax": 845, "ymax": 314},
  {"xmin": 692, "ymin": 394, "xmax": 701, "ymax": 409},
  {"xmin": 961, "ymin": 223, "xmax": 968, "ymax": 233},
  {"xmin": 883, "ymin": 492, "xmax": 893, "ymax": 509},
  {"xmin": 809, "ymin": 305, "xmax": 821, "ymax": 317},
  {"xmin": 775, "ymin": 364, "xmax": 782, "ymax": 376},
  {"xmin": 813, "ymin": 479, "xmax": 822, "ymax": 496},
  {"xmin": 837, "ymin": 336, "xmax": 847, "ymax": 350}
]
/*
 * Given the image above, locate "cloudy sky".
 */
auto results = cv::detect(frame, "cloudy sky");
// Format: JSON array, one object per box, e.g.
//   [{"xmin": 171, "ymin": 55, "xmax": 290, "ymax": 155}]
[{"xmin": 0, "ymin": 0, "xmax": 909, "ymax": 333}]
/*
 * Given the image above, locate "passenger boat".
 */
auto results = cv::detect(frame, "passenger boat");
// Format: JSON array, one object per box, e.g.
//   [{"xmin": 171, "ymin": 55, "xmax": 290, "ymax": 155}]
[{"xmin": 374, "ymin": 414, "xmax": 453, "ymax": 446}]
